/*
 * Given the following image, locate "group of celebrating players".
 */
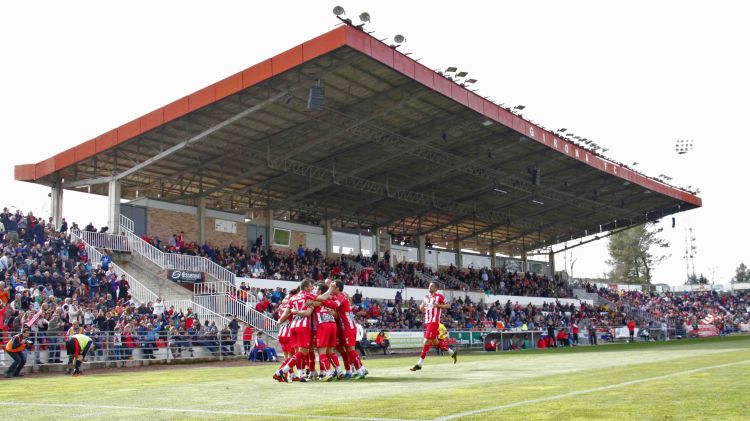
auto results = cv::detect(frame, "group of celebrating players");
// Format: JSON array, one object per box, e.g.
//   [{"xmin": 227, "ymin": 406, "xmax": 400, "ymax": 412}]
[{"xmin": 272, "ymin": 279, "xmax": 457, "ymax": 382}]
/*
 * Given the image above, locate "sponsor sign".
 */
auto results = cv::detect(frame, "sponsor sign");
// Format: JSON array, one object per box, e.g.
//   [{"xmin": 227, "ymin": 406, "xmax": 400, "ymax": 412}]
[{"xmin": 167, "ymin": 269, "xmax": 204, "ymax": 283}]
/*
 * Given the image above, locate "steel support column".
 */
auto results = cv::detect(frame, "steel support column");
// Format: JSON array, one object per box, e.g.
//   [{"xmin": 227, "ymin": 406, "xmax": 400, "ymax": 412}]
[
  {"xmin": 51, "ymin": 185, "xmax": 64, "ymax": 230},
  {"xmin": 107, "ymin": 180, "xmax": 121, "ymax": 234}
]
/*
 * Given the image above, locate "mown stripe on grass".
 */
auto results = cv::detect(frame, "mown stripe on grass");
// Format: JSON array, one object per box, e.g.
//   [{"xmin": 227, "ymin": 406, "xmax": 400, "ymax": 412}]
[
  {"xmin": 432, "ymin": 359, "xmax": 750, "ymax": 420},
  {"xmin": 0, "ymin": 402, "xmax": 412, "ymax": 421}
]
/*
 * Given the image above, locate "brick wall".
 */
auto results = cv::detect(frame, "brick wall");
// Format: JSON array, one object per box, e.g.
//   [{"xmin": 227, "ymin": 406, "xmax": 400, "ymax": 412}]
[
  {"xmin": 290, "ymin": 230, "xmax": 306, "ymax": 249},
  {"xmin": 206, "ymin": 217, "xmax": 247, "ymax": 248},
  {"xmin": 146, "ymin": 208, "xmax": 247, "ymax": 248},
  {"xmin": 147, "ymin": 208, "xmax": 198, "ymax": 245}
]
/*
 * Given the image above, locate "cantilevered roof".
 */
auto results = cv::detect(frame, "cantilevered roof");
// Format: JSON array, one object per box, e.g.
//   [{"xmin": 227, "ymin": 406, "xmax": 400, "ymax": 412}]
[{"xmin": 14, "ymin": 25, "xmax": 701, "ymax": 255}]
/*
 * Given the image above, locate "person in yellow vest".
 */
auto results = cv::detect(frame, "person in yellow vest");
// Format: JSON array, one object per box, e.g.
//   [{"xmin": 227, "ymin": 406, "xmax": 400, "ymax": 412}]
[
  {"xmin": 5, "ymin": 328, "xmax": 32, "ymax": 378},
  {"xmin": 65, "ymin": 333, "xmax": 95, "ymax": 377},
  {"xmin": 436, "ymin": 323, "xmax": 449, "ymax": 355}
]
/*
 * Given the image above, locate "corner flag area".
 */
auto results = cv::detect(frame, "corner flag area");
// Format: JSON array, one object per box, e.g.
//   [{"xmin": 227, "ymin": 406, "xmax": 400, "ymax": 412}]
[{"xmin": 1, "ymin": 336, "xmax": 748, "ymax": 420}]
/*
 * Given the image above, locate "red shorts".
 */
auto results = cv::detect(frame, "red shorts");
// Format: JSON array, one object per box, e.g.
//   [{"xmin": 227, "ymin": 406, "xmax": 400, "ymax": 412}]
[
  {"xmin": 292, "ymin": 326, "xmax": 311, "ymax": 349},
  {"xmin": 278, "ymin": 335, "xmax": 293, "ymax": 354},
  {"xmin": 316, "ymin": 323, "xmax": 338, "ymax": 349},
  {"xmin": 337, "ymin": 327, "xmax": 357, "ymax": 348},
  {"xmin": 424, "ymin": 323, "xmax": 439, "ymax": 340}
]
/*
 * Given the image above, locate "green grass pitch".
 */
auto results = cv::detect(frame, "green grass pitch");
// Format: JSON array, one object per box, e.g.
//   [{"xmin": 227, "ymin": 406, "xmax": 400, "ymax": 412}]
[{"xmin": 2, "ymin": 336, "xmax": 749, "ymax": 420}]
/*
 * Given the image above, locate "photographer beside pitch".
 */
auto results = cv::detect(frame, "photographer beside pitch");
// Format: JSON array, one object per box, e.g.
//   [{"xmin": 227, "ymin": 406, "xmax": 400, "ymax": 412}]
[
  {"xmin": 5, "ymin": 328, "xmax": 32, "ymax": 378},
  {"xmin": 66, "ymin": 333, "xmax": 95, "ymax": 377}
]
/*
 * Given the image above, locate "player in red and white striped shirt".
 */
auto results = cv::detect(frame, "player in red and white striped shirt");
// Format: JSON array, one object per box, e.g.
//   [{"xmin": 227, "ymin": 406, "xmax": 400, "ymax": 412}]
[
  {"xmin": 410, "ymin": 282, "xmax": 457, "ymax": 371},
  {"xmin": 273, "ymin": 280, "xmax": 331, "ymax": 382},
  {"xmin": 275, "ymin": 288, "xmax": 298, "ymax": 378},
  {"xmin": 306, "ymin": 282, "xmax": 342, "ymax": 381},
  {"xmin": 329, "ymin": 278, "xmax": 368, "ymax": 379}
]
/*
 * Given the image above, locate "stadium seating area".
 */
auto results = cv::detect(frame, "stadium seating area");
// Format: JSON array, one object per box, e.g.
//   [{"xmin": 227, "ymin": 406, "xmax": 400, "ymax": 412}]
[
  {"xmin": 144, "ymin": 228, "xmax": 574, "ymax": 297},
  {"xmin": 3, "ymin": 208, "xmax": 747, "ymax": 363},
  {"xmin": 0, "ymin": 208, "xmax": 244, "ymax": 364}
]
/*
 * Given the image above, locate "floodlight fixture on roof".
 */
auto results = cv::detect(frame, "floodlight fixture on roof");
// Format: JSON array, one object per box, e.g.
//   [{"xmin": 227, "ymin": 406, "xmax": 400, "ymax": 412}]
[
  {"xmin": 513, "ymin": 105, "xmax": 525, "ymax": 110},
  {"xmin": 359, "ymin": 12, "xmax": 371, "ymax": 23},
  {"xmin": 455, "ymin": 71, "xmax": 468, "ymax": 78},
  {"xmin": 557, "ymin": 128, "xmax": 567, "ymax": 132},
  {"xmin": 465, "ymin": 78, "xmax": 477, "ymax": 84},
  {"xmin": 445, "ymin": 67, "xmax": 458, "ymax": 73},
  {"xmin": 333, "ymin": 6, "xmax": 345, "ymax": 16},
  {"xmin": 393, "ymin": 34, "xmax": 406, "ymax": 44}
]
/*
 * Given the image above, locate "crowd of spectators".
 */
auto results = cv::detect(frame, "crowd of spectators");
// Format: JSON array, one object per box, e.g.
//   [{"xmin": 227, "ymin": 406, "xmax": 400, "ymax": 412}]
[
  {"xmin": 592, "ymin": 284, "xmax": 750, "ymax": 334},
  {"xmin": 0, "ymin": 207, "xmax": 247, "ymax": 366}
]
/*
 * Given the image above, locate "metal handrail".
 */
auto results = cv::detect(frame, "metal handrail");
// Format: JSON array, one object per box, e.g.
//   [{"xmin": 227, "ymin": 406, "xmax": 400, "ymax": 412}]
[
  {"xmin": 163, "ymin": 299, "xmax": 232, "ymax": 329},
  {"xmin": 194, "ymin": 295, "xmax": 279, "ymax": 338},
  {"xmin": 119, "ymin": 215, "xmax": 236, "ymax": 287},
  {"xmin": 79, "ymin": 231, "xmax": 131, "ymax": 252},
  {"xmin": 119, "ymin": 215, "xmax": 273, "ymax": 335},
  {"xmin": 119, "ymin": 214, "xmax": 134, "ymax": 233},
  {"xmin": 70, "ymin": 229, "xmax": 158, "ymax": 305}
]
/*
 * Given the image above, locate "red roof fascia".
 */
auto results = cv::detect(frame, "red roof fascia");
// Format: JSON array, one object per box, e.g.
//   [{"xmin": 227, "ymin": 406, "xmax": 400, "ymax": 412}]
[
  {"xmin": 15, "ymin": 25, "xmax": 348, "ymax": 182},
  {"xmin": 341, "ymin": 28, "xmax": 702, "ymax": 208}
]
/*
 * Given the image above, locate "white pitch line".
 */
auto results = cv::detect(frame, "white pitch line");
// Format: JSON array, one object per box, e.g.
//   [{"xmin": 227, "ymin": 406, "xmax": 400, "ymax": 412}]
[
  {"xmin": 433, "ymin": 359, "xmax": 750, "ymax": 421},
  {"xmin": 69, "ymin": 410, "xmax": 111, "ymax": 419},
  {"xmin": 0, "ymin": 402, "xmax": 413, "ymax": 421}
]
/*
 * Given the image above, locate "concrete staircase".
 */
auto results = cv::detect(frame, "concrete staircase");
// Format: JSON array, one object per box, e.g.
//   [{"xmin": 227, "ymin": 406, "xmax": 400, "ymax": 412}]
[{"xmin": 113, "ymin": 254, "xmax": 193, "ymax": 301}]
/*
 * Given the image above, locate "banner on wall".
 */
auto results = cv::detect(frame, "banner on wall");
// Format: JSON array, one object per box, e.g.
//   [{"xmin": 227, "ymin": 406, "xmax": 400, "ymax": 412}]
[{"xmin": 167, "ymin": 269, "xmax": 205, "ymax": 283}]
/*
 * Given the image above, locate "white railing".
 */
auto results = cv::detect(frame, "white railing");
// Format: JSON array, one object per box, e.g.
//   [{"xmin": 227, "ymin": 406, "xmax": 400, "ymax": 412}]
[
  {"xmin": 119, "ymin": 215, "xmax": 273, "ymax": 335},
  {"xmin": 194, "ymin": 295, "xmax": 279, "ymax": 338},
  {"xmin": 73, "ymin": 228, "xmax": 240, "ymax": 333},
  {"xmin": 163, "ymin": 299, "xmax": 232, "ymax": 329},
  {"xmin": 80, "ymin": 231, "xmax": 131, "ymax": 252},
  {"xmin": 118, "ymin": 216, "xmax": 235, "ymax": 286},
  {"xmin": 119, "ymin": 214, "xmax": 134, "ymax": 233},
  {"xmin": 194, "ymin": 281, "xmax": 259, "ymax": 306},
  {"xmin": 70, "ymin": 229, "xmax": 158, "ymax": 305}
]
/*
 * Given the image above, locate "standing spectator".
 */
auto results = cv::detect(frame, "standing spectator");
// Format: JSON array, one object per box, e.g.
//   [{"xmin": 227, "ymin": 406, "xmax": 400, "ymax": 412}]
[
  {"xmin": 59, "ymin": 218, "xmax": 68, "ymax": 233},
  {"xmin": 118, "ymin": 275, "xmax": 129, "ymax": 301},
  {"xmin": 572, "ymin": 322, "xmax": 579, "ymax": 346},
  {"xmin": 242, "ymin": 324, "xmax": 254, "ymax": 355},
  {"xmin": 153, "ymin": 298, "xmax": 165, "ymax": 321},
  {"xmin": 100, "ymin": 252, "xmax": 112, "ymax": 272},
  {"xmin": 588, "ymin": 322, "xmax": 598, "ymax": 346},
  {"xmin": 546, "ymin": 323, "xmax": 556, "ymax": 348},
  {"xmin": 228, "ymin": 316, "xmax": 240, "ymax": 354},
  {"xmin": 254, "ymin": 235, "xmax": 263, "ymax": 250},
  {"xmin": 627, "ymin": 320, "xmax": 636, "ymax": 343},
  {"xmin": 355, "ymin": 322, "xmax": 367, "ymax": 360}
]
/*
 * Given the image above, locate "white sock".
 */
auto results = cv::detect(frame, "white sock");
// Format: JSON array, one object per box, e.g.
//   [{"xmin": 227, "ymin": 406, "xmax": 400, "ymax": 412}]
[
  {"xmin": 446, "ymin": 348, "xmax": 455, "ymax": 356},
  {"xmin": 416, "ymin": 358, "xmax": 424, "ymax": 366},
  {"xmin": 281, "ymin": 365, "xmax": 290, "ymax": 374}
]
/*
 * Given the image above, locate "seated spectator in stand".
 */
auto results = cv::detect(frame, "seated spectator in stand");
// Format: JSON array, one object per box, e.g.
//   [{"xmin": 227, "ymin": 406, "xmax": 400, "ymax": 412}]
[{"xmin": 249, "ymin": 332, "xmax": 277, "ymax": 362}]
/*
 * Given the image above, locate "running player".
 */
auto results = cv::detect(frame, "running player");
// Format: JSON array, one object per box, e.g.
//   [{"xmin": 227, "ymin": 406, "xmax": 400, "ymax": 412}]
[
  {"xmin": 410, "ymin": 282, "xmax": 457, "ymax": 371},
  {"xmin": 66, "ymin": 333, "xmax": 95, "ymax": 377},
  {"xmin": 329, "ymin": 279, "xmax": 367, "ymax": 379}
]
